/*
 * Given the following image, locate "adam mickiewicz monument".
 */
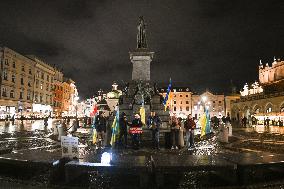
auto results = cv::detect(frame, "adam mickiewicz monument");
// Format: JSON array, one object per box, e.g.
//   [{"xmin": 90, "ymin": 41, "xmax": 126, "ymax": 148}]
[{"xmin": 119, "ymin": 16, "xmax": 169, "ymax": 127}]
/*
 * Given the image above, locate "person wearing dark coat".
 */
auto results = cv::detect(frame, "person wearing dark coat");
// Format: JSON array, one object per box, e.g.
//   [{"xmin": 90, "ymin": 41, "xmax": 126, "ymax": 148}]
[
  {"xmin": 118, "ymin": 112, "xmax": 129, "ymax": 147},
  {"xmin": 147, "ymin": 111, "xmax": 162, "ymax": 149},
  {"xmin": 184, "ymin": 114, "xmax": 196, "ymax": 148},
  {"xmin": 130, "ymin": 114, "xmax": 143, "ymax": 150},
  {"xmin": 95, "ymin": 112, "xmax": 107, "ymax": 147}
]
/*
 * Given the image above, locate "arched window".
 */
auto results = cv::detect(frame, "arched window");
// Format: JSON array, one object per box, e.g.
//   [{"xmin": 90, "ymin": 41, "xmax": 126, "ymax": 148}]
[{"xmin": 281, "ymin": 106, "xmax": 284, "ymax": 113}]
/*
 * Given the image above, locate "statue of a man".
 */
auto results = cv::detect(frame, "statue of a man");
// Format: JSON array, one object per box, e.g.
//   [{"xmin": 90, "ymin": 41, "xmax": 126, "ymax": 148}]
[{"xmin": 137, "ymin": 16, "xmax": 147, "ymax": 49}]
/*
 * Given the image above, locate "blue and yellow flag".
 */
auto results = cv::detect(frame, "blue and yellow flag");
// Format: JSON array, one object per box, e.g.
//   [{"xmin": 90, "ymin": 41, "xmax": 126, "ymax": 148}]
[
  {"xmin": 200, "ymin": 109, "xmax": 211, "ymax": 137},
  {"xmin": 163, "ymin": 78, "xmax": 172, "ymax": 111},
  {"xmin": 110, "ymin": 107, "xmax": 120, "ymax": 147}
]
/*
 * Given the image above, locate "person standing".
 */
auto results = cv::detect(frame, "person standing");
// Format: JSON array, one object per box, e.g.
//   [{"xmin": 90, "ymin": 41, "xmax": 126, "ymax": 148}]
[
  {"xmin": 118, "ymin": 112, "xmax": 129, "ymax": 148},
  {"xmin": 184, "ymin": 114, "xmax": 196, "ymax": 148},
  {"xmin": 170, "ymin": 116, "xmax": 180, "ymax": 149},
  {"xmin": 147, "ymin": 111, "xmax": 162, "ymax": 149},
  {"xmin": 95, "ymin": 112, "xmax": 107, "ymax": 148},
  {"xmin": 131, "ymin": 114, "xmax": 143, "ymax": 150}
]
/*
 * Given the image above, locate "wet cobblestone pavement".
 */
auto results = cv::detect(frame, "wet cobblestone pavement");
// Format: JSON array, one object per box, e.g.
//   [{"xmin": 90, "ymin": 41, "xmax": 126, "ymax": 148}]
[{"xmin": 2, "ymin": 121, "xmax": 284, "ymax": 188}]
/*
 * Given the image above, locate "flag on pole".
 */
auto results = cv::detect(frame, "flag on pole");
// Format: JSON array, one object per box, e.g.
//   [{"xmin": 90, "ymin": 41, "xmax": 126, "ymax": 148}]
[
  {"xmin": 163, "ymin": 78, "xmax": 172, "ymax": 111},
  {"xmin": 140, "ymin": 107, "xmax": 146, "ymax": 125},
  {"xmin": 200, "ymin": 109, "xmax": 211, "ymax": 137},
  {"xmin": 110, "ymin": 107, "xmax": 119, "ymax": 147}
]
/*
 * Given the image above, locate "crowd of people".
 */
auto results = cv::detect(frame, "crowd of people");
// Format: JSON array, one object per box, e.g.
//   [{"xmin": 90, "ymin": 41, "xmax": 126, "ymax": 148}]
[{"xmin": 90, "ymin": 110, "xmax": 202, "ymax": 151}]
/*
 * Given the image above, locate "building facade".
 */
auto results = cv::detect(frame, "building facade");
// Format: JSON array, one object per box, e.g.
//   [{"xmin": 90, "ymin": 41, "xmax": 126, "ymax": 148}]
[
  {"xmin": 0, "ymin": 47, "xmax": 36, "ymax": 117},
  {"xmin": 27, "ymin": 56, "xmax": 55, "ymax": 116},
  {"xmin": 53, "ymin": 69, "xmax": 64, "ymax": 116},
  {"xmin": 231, "ymin": 58, "xmax": 284, "ymax": 125},
  {"xmin": 160, "ymin": 87, "xmax": 237, "ymax": 119}
]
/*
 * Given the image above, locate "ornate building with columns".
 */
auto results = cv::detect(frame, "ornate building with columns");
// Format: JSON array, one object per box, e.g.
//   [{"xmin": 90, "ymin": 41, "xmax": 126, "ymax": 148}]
[{"xmin": 231, "ymin": 58, "xmax": 284, "ymax": 125}]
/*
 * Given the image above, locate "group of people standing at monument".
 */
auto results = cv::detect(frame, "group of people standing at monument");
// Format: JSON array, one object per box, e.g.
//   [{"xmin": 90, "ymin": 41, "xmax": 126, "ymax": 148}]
[{"xmin": 92, "ymin": 109, "xmax": 199, "ymax": 150}]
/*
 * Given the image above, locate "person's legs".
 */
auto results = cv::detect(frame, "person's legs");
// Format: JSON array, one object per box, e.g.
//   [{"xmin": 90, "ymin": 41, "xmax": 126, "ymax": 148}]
[
  {"xmin": 152, "ymin": 130, "xmax": 156, "ymax": 148},
  {"xmin": 186, "ymin": 130, "xmax": 190, "ymax": 148},
  {"xmin": 171, "ymin": 130, "xmax": 175, "ymax": 149},
  {"xmin": 175, "ymin": 130, "xmax": 179, "ymax": 149},
  {"xmin": 155, "ymin": 130, "xmax": 160, "ymax": 149},
  {"xmin": 189, "ymin": 130, "xmax": 195, "ymax": 147},
  {"xmin": 124, "ymin": 131, "xmax": 128, "ymax": 147}
]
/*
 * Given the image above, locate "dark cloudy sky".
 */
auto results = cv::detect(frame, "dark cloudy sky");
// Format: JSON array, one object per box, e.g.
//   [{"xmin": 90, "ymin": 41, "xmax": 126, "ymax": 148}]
[{"xmin": 0, "ymin": 0, "xmax": 283, "ymax": 98}]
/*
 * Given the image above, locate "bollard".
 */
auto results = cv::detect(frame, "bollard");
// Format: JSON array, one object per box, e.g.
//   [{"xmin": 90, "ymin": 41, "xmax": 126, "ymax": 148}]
[
  {"xmin": 227, "ymin": 123, "xmax": 232, "ymax": 136},
  {"xmin": 58, "ymin": 124, "xmax": 64, "ymax": 141}
]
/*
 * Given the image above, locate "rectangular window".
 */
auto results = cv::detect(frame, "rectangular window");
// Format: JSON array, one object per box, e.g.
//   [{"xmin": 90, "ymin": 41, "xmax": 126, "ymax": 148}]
[
  {"xmin": 40, "ymin": 94, "xmax": 43, "ymax": 102},
  {"xmin": 174, "ymin": 100, "xmax": 176, "ymax": 104},
  {"xmin": 219, "ymin": 101, "xmax": 221, "ymax": 104},
  {"xmin": 4, "ymin": 59, "xmax": 8, "ymax": 65},
  {"xmin": 3, "ymin": 69, "xmax": 8, "ymax": 80},
  {"xmin": 29, "ymin": 68, "xmax": 32, "ymax": 75},
  {"xmin": 36, "ymin": 80, "xmax": 39, "ymax": 88},
  {"xmin": 35, "ymin": 94, "xmax": 38, "ymax": 102},
  {"xmin": 173, "ymin": 106, "xmax": 176, "ymax": 111},
  {"xmin": 186, "ymin": 101, "xmax": 189, "ymax": 104},
  {"xmin": 180, "ymin": 107, "xmax": 182, "ymax": 111},
  {"xmin": 21, "ymin": 78, "xmax": 24, "ymax": 85},
  {"xmin": 46, "ymin": 83, "xmax": 49, "ymax": 91},
  {"xmin": 19, "ymin": 91, "xmax": 23, "ymax": 99},
  {"xmin": 28, "ymin": 81, "xmax": 31, "ymax": 87},
  {"xmin": 27, "ymin": 91, "xmax": 31, "ymax": 100},
  {"xmin": 180, "ymin": 95, "xmax": 182, "ymax": 97},
  {"xmin": 12, "ymin": 75, "xmax": 15, "ymax": 83},
  {"xmin": 21, "ymin": 65, "xmax": 25, "ymax": 72},
  {"xmin": 41, "ymin": 73, "xmax": 44, "ymax": 79},
  {"xmin": 36, "ymin": 71, "xmax": 40, "ymax": 78},
  {"xmin": 10, "ymin": 90, "xmax": 14, "ymax": 98},
  {"xmin": 180, "ymin": 101, "xmax": 182, "ymax": 104},
  {"xmin": 186, "ymin": 95, "xmax": 188, "ymax": 97},
  {"xmin": 186, "ymin": 106, "xmax": 190, "ymax": 111},
  {"xmin": 12, "ymin": 61, "xmax": 15, "ymax": 68},
  {"xmin": 2, "ymin": 87, "xmax": 7, "ymax": 97},
  {"xmin": 47, "ymin": 75, "xmax": 49, "ymax": 81}
]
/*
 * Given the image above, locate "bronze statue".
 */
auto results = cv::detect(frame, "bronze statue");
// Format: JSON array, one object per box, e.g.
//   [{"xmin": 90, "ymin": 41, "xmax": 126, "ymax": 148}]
[{"xmin": 137, "ymin": 16, "xmax": 147, "ymax": 49}]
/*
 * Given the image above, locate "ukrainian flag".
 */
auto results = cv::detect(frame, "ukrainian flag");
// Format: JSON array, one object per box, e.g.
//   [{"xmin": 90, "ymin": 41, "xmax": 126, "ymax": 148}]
[
  {"xmin": 163, "ymin": 78, "xmax": 172, "ymax": 111},
  {"xmin": 110, "ymin": 107, "xmax": 120, "ymax": 147},
  {"xmin": 200, "ymin": 109, "xmax": 211, "ymax": 137}
]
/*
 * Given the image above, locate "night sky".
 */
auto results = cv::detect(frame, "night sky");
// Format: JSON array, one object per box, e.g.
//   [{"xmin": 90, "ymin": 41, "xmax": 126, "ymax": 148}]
[{"xmin": 0, "ymin": 0, "xmax": 283, "ymax": 98}]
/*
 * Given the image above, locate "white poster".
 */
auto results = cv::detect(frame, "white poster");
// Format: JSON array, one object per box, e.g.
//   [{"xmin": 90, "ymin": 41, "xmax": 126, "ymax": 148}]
[{"xmin": 61, "ymin": 136, "xmax": 79, "ymax": 158}]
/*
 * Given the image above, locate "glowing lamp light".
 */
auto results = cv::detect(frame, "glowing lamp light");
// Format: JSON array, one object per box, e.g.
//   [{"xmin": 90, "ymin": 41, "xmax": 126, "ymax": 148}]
[
  {"xmin": 202, "ymin": 96, "xmax": 207, "ymax": 102},
  {"xmin": 101, "ymin": 152, "xmax": 112, "ymax": 165}
]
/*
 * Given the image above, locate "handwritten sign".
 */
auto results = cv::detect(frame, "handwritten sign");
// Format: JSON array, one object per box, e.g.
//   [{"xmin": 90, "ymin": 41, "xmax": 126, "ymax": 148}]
[{"xmin": 61, "ymin": 136, "xmax": 79, "ymax": 158}]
